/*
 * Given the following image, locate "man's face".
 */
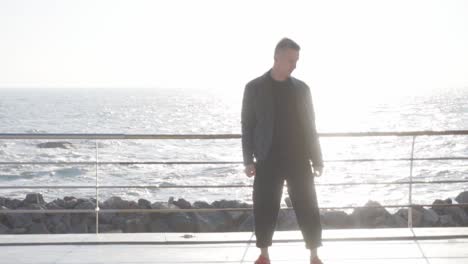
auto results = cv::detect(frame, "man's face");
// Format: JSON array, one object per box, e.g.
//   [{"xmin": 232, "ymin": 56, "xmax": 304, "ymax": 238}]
[{"xmin": 274, "ymin": 48, "xmax": 299, "ymax": 77}]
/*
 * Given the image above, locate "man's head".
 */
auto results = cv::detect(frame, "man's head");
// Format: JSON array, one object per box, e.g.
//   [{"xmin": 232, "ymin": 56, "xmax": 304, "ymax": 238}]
[{"xmin": 272, "ymin": 38, "xmax": 300, "ymax": 80}]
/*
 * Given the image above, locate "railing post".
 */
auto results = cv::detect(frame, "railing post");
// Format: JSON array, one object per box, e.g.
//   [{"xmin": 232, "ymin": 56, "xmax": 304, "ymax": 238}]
[
  {"xmin": 95, "ymin": 140, "xmax": 100, "ymax": 234},
  {"xmin": 408, "ymin": 136, "xmax": 416, "ymax": 228}
]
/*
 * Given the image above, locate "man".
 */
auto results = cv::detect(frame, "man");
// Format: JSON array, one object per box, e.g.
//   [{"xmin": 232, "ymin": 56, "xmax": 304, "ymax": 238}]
[{"xmin": 241, "ymin": 38, "xmax": 324, "ymax": 264}]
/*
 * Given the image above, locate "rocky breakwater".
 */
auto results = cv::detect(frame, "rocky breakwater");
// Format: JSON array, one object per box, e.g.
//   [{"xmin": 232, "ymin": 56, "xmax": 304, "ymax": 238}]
[{"xmin": 0, "ymin": 191, "xmax": 467, "ymax": 234}]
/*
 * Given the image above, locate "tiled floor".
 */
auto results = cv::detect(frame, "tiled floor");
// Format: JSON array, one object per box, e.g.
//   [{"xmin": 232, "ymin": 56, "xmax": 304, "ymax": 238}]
[{"xmin": 1, "ymin": 228, "xmax": 467, "ymax": 264}]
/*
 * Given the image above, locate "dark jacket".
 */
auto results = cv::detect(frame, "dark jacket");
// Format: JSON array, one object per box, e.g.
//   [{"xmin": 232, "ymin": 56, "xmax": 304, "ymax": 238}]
[{"xmin": 241, "ymin": 70, "xmax": 323, "ymax": 167}]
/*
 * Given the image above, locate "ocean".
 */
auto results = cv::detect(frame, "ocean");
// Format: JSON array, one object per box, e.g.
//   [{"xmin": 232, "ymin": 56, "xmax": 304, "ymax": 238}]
[{"xmin": 0, "ymin": 87, "xmax": 467, "ymax": 209}]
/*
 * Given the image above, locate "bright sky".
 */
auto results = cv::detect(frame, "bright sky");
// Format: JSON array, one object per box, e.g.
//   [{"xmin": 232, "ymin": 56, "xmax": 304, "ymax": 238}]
[{"xmin": 1, "ymin": 0, "xmax": 467, "ymax": 99}]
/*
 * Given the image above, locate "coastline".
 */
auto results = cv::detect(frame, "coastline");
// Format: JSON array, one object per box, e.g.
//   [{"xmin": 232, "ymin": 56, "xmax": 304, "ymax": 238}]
[{"xmin": 1, "ymin": 191, "xmax": 467, "ymax": 234}]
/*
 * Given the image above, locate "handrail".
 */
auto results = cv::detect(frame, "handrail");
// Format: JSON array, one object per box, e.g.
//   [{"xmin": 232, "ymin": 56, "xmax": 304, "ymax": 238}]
[
  {"xmin": 0, "ymin": 130, "xmax": 467, "ymax": 233},
  {"xmin": 1, "ymin": 179, "xmax": 468, "ymax": 190},
  {"xmin": 1, "ymin": 130, "xmax": 468, "ymax": 139},
  {"xmin": 1, "ymin": 156, "xmax": 468, "ymax": 166}
]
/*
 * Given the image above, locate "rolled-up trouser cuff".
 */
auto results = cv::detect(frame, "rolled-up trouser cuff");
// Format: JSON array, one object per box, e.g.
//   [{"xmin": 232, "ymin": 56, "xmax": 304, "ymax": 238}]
[
  {"xmin": 305, "ymin": 240, "xmax": 323, "ymax": 249},
  {"xmin": 256, "ymin": 240, "xmax": 273, "ymax": 248}
]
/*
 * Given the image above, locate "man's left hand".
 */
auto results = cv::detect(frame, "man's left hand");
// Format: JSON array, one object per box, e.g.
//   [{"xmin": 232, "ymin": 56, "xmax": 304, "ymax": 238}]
[{"xmin": 313, "ymin": 166, "xmax": 323, "ymax": 177}]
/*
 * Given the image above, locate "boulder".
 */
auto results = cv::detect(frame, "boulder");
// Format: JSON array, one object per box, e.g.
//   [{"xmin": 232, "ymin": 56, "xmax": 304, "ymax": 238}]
[
  {"xmin": 443, "ymin": 207, "xmax": 468, "ymax": 226},
  {"xmin": 53, "ymin": 198, "xmax": 66, "ymax": 208},
  {"xmin": 151, "ymin": 202, "xmax": 169, "ymax": 210},
  {"xmin": 10, "ymin": 228, "xmax": 27, "ymax": 234},
  {"xmin": 75, "ymin": 200, "xmax": 96, "ymax": 219},
  {"xmin": 5, "ymin": 199, "xmax": 23, "ymax": 209},
  {"xmin": 194, "ymin": 211, "xmax": 231, "ymax": 232},
  {"xmin": 439, "ymin": 215, "xmax": 456, "ymax": 227},
  {"xmin": 24, "ymin": 203, "xmax": 47, "ymax": 222},
  {"xmin": 432, "ymin": 198, "xmax": 468, "ymax": 226},
  {"xmin": 111, "ymin": 216, "xmax": 128, "ymax": 231},
  {"xmin": 46, "ymin": 201, "xmax": 64, "ymax": 210},
  {"xmin": 70, "ymin": 213, "xmax": 92, "ymax": 233},
  {"xmin": 238, "ymin": 213, "xmax": 254, "ymax": 232},
  {"xmin": 102, "ymin": 196, "xmax": 126, "ymax": 209},
  {"xmin": 29, "ymin": 222, "xmax": 49, "ymax": 234},
  {"xmin": 24, "ymin": 193, "xmax": 45, "ymax": 205},
  {"xmin": 228, "ymin": 210, "xmax": 250, "ymax": 228},
  {"xmin": 94, "ymin": 224, "xmax": 121, "ymax": 233},
  {"xmin": 6, "ymin": 212, "xmax": 33, "ymax": 228},
  {"xmin": 351, "ymin": 201, "xmax": 393, "ymax": 228},
  {"xmin": 124, "ymin": 218, "xmax": 147, "ymax": 233},
  {"xmin": 46, "ymin": 214, "xmax": 64, "ymax": 226},
  {"xmin": 0, "ymin": 223, "xmax": 9, "ymax": 234},
  {"xmin": 167, "ymin": 213, "xmax": 196, "ymax": 232},
  {"xmin": 138, "ymin": 199, "xmax": 152, "ymax": 209},
  {"xmin": 421, "ymin": 208, "xmax": 439, "ymax": 227},
  {"xmin": 98, "ymin": 212, "xmax": 115, "ymax": 224},
  {"xmin": 149, "ymin": 217, "xmax": 170, "ymax": 232},
  {"xmin": 75, "ymin": 200, "xmax": 95, "ymax": 210},
  {"xmin": 172, "ymin": 198, "xmax": 191, "ymax": 209},
  {"xmin": 70, "ymin": 222, "xmax": 89, "ymax": 233},
  {"xmin": 102, "ymin": 196, "xmax": 138, "ymax": 209},
  {"xmin": 149, "ymin": 202, "xmax": 171, "ymax": 221},
  {"xmin": 321, "ymin": 210, "xmax": 353, "ymax": 229},
  {"xmin": 390, "ymin": 213, "xmax": 408, "ymax": 227},
  {"xmin": 46, "ymin": 214, "xmax": 71, "ymax": 233},
  {"xmin": 455, "ymin": 191, "xmax": 468, "ymax": 204},
  {"xmin": 49, "ymin": 221, "xmax": 70, "ymax": 234},
  {"xmin": 64, "ymin": 198, "xmax": 79, "ymax": 209},
  {"xmin": 432, "ymin": 199, "xmax": 451, "ymax": 214},
  {"xmin": 193, "ymin": 201, "xmax": 213, "ymax": 209},
  {"xmin": 211, "ymin": 200, "xmax": 251, "ymax": 209},
  {"xmin": 455, "ymin": 191, "xmax": 468, "ymax": 215},
  {"xmin": 395, "ymin": 207, "xmax": 424, "ymax": 227}
]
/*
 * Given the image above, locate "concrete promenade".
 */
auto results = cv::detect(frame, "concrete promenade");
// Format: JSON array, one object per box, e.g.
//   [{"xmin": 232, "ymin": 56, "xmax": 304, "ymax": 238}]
[{"xmin": 1, "ymin": 228, "xmax": 467, "ymax": 264}]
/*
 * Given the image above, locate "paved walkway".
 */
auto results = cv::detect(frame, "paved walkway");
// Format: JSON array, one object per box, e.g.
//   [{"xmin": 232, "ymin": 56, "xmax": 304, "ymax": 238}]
[{"xmin": 1, "ymin": 228, "xmax": 468, "ymax": 264}]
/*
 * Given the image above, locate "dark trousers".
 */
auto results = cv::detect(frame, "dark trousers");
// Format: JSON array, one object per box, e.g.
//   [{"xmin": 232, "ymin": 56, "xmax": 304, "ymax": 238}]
[{"xmin": 253, "ymin": 155, "xmax": 322, "ymax": 249}]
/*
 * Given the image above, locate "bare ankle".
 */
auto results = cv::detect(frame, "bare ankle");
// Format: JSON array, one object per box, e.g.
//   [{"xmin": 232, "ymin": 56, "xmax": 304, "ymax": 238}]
[
  {"xmin": 310, "ymin": 248, "xmax": 318, "ymax": 258},
  {"xmin": 260, "ymin": 247, "xmax": 269, "ymax": 258}
]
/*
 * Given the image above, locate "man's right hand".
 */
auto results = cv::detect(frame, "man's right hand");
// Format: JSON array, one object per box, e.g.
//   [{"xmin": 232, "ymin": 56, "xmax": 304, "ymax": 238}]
[{"xmin": 244, "ymin": 164, "xmax": 256, "ymax": 177}]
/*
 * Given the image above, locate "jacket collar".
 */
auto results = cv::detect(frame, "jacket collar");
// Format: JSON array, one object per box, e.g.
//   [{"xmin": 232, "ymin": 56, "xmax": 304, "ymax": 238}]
[{"xmin": 263, "ymin": 69, "xmax": 293, "ymax": 85}]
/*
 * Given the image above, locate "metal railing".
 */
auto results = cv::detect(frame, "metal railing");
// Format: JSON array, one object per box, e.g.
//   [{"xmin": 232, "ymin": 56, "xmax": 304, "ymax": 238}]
[{"xmin": 0, "ymin": 130, "xmax": 468, "ymax": 234}]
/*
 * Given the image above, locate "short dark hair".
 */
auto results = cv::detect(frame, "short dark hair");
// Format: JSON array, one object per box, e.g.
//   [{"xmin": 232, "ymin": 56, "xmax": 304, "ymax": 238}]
[{"xmin": 274, "ymin": 38, "xmax": 300, "ymax": 55}]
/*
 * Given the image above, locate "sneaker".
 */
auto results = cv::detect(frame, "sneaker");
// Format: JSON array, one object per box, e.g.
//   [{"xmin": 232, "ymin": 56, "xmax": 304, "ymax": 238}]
[
  {"xmin": 311, "ymin": 256, "xmax": 323, "ymax": 264},
  {"xmin": 254, "ymin": 255, "xmax": 270, "ymax": 264}
]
